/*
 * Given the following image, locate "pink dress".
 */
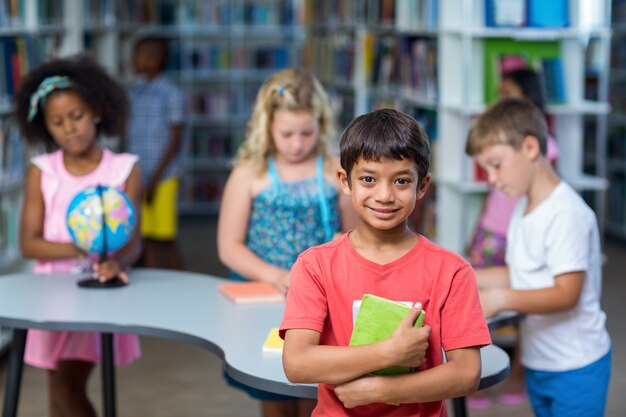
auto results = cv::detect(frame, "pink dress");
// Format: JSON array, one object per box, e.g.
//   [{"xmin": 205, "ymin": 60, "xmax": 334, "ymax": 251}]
[
  {"xmin": 469, "ymin": 136, "xmax": 560, "ymax": 267},
  {"xmin": 24, "ymin": 148, "xmax": 141, "ymax": 370}
]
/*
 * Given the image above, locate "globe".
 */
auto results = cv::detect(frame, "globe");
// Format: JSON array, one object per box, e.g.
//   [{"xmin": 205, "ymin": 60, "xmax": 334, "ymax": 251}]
[{"xmin": 66, "ymin": 185, "xmax": 136, "ymax": 255}]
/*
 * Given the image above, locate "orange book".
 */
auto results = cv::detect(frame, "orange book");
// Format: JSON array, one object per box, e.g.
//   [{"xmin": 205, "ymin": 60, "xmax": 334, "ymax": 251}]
[{"xmin": 218, "ymin": 281, "xmax": 284, "ymax": 304}]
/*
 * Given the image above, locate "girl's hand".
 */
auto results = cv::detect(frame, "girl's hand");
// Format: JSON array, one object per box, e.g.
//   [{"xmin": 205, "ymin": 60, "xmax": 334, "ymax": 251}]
[
  {"xmin": 384, "ymin": 304, "xmax": 430, "ymax": 368},
  {"xmin": 92, "ymin": 260, "xmax": 129, "ymax": 283},
  {"xmin": 334, "ymin": 375, "xmax": 381, "ymax": 408},
  {"xmin": 269, "ymin": 270, "xmax": 290, "ymax": 294}
]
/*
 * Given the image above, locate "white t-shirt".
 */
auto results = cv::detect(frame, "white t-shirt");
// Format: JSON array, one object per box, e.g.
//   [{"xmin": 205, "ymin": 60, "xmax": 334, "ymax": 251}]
[{"xmin": 506, "ymin": 181, "xmax": 611, "ymax": 372}]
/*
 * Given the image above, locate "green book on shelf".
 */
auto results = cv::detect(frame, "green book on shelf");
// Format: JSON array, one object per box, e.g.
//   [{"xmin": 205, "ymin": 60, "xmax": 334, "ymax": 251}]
[{"xmin": 349, "ymin": 294, "xmax": 426, "ymax": 375}]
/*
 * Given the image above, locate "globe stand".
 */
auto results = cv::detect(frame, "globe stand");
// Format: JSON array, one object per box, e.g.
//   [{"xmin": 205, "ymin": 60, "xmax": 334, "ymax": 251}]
[
  {"xmin": 77, "ymin": 184, "xmax": 128, "ymax": 289},
  {"xmin": 77, "ymin": 277, "xmax": 127, "ymax": 288}
]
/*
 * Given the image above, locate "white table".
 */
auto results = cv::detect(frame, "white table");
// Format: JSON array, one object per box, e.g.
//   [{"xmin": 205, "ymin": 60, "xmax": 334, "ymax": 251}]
[{"xmin": 0, "ymin": 269, "xmax": 509, "ymax": 417}]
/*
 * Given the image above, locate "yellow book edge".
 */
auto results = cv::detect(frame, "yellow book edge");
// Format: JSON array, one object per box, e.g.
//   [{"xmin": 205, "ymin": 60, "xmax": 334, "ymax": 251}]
[{"xmin": 262, "ymin": 327, "xmax": 284, "ymax": 353}]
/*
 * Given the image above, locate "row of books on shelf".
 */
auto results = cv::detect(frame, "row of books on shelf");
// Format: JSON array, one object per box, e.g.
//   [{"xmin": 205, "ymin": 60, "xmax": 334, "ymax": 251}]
[
  {"xmin": 168, "ymin": 43, "xmax": 293, "ymax": 72},
  {"xmin": 607, "ymin": 172, "xmax": 626, "ymax": 225},
  {"xmin": 181, "ymin": 176, "xmax": 226, "ymax": 206},
  {"xmin": 0, "ymin": 198, "xmax": 20, "ymax": 261},
  {"xmin": 372, "ymin": 0, "xmax": 438, "ymax": 30},
  {"xmin": 0, "ymin": 123, "xmax": 24, "ymax": 185},
  {"xmin": 485, "ymin": 0, "xmax": 568, "ymax": 28},
  {"xmin": 610, "ymin": 43, "xmax": 626, "ymax": 71},
  {"xmin": 367, "ymin": 35, "xmax": 438, "ymax": 103},
  {"xmin": 0, "ymin": 36, "xmax": 59, "ymax": 103},
  {"xmin": 303, "ymin": 0, "xmax": 437, "ymax": 30},
  {"xmin": 612, "ymin": 0, "xmax": 626, "ymax": 24},
  {"xmin": 0, "ymin": 0, "xmax": 62, "ymax": 27},
  {"xmin": 188, "ymin": 132, "xmax": 236, "ymax": 159},
  {"xmin": 186, "ymin": 87, "xmax": 257, "ymax": 119},
  {"xmin": 305, "ymin": 34, "xmax": 356, "ymax": 86},
  {"xmin": 86, "ymin": 0, "xmax": 303, "ymax": 27}
]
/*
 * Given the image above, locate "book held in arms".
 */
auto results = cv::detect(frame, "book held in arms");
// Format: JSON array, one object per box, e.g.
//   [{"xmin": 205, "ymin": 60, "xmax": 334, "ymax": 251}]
[
  {"xmin": 349, "ymin": 294, "xmax": 426, "ymax": 375},
  {"xmin": 262, "ymin": 327, "xmax": 284, "ymax": 353},
  {"xmin": 218, "ymin": 281, "xmax": 285, "ymax": 304}
]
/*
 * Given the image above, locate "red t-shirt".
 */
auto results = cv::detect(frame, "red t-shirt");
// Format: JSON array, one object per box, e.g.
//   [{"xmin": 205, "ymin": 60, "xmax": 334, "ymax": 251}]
[{"xmin": 280, "ymin": 233, "xmax": 491, "ymax": 417}]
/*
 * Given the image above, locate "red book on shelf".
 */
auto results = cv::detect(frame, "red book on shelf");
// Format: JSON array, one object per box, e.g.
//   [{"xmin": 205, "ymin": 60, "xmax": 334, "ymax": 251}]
[
  {"xmin": 474, "ymin": 161, "xmax": 488, "ymax": 182},
  {"xmin": 218, "ymin": 281, "xmax": 285, "ymax": 304}
]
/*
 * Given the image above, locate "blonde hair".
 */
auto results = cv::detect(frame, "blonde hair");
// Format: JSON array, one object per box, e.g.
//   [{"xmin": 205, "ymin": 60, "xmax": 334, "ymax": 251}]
[
  {"xmin": 465, "ymin": 97, "xmax": 548, "ymax": 156},
  {"xmin": 236, "ymin": 68, "xmax": 336, "ymax": 172}
]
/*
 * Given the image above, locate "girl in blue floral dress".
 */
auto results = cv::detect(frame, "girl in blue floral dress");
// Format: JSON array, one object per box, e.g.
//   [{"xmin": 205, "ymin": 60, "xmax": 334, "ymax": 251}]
[{"xmin": 217, "ymin": 68, "xmax": 355, "ymax": 417}]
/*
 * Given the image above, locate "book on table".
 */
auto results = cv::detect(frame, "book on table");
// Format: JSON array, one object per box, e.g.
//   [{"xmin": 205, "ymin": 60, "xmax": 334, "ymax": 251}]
[
  {"xmin": 262, "ymin": 327, "xmax": 284, "ymax": 353},
  {"xmin": 217, "ymin": 281, "xmax": 285, "ymax": 304},
  {"xmin": 349, "ymin": 294, "xmax": 426, "ymax": 375}
]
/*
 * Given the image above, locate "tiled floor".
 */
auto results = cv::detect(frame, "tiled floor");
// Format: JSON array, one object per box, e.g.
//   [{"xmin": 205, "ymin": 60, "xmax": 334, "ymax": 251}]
[{"xmin": 1, "ymin": 217, "xmax": 625, "ymax": 417}]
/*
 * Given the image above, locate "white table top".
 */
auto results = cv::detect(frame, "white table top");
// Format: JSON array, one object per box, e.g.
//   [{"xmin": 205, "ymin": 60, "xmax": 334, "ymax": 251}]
[{"xmin": 0, "ymin": 269, "xmax": 508, "ymax": 398}]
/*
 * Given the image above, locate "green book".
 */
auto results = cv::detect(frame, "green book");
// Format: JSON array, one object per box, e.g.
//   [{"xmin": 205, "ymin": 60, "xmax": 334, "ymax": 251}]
[{"xmin": 349, "ymin": 294, "xmax": 426, "ymax": 375}]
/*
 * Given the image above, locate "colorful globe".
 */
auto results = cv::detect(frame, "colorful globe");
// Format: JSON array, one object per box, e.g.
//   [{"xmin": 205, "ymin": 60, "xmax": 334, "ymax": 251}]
[{"xmin": 66, "ymin": 185, "xmax": 136, "ymax": 255}]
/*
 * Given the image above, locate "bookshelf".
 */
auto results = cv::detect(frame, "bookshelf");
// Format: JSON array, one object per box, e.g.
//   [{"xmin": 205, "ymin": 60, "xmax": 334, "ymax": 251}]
[
  {"xmin": 79, "ymin": 0, "xmax": 306, "ymax": 214},
  {"xmin": 0, "ymin": 0, "xmax": 64, "ymax": 354},
  {"xmin": 437, "ymin": 0, "xmax": 611, "ymax": 254},
  {"xmin": 304, "ymin": 0, "xmax": 611, "ymax": 255},
  {"xmin": 608, "ymin": 0, "xmax": 626, "ymax": 239}
]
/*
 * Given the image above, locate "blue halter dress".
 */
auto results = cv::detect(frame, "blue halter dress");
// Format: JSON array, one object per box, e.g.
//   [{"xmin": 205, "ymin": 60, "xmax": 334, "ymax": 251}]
[{"xmin": 231, "ymin": 154, "xmax": 340, "ymax": 281}]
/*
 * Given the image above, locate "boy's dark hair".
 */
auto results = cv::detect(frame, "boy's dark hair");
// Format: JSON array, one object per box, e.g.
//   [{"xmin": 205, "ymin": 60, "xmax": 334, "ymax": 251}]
[
  {"xmin": 502, "ymin": 68, "xmax": 546, "ymax": 114},
  {"xmin": 340, "ymin": 109, "xmax": 430, "ymax": 186},
  {"xmin": 465, "ymin": 97, "xmax": 548, "ymax": 156},
  {"xmin": 14, "ymin": 54, "xmax": 129, "ymax": 147},
  {"xmin": 134, "ymin": 35, "xmax": 169, "ymax": 71}
]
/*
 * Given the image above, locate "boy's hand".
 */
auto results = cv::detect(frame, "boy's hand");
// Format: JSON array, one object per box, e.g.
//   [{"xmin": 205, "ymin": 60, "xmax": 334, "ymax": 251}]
[
  {"xmin": 92, "ymin": 260, "xmax": 129, "ymax": 283},
  {"xmin": 479, "ymin": 288, "xmax": 505, "ymax": 318},
  {"xmin": 334, "ymin": 374, "xmax": 381, "ymax": 408},
  {"xmin": 384, "ymin": 303, "xmax": 430, "ymax": 369}
]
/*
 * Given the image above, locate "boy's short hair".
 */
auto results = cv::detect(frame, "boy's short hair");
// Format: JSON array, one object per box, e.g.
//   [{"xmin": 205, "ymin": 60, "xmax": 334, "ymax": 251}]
[
  {"xmin": 465, "ymin": 97, "xmax": 548, "ymax": 156},
  {"xmin": 340, "ymin": 109, "xmax": 431, "ymax": 186},
  {"xmin": 134, "ymin": 35, "xmax": 169, "ymax": 71}
]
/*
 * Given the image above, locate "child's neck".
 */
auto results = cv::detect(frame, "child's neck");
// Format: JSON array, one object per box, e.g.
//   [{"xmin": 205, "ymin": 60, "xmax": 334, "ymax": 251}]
[
  {"xmin": 525, "ymin": 159, "xmax": 561, "ymax": 214},
  {"xmin": 349, "ymin": 225, "xmax": 418, "ymax": 265},
  {"xmin": 62, "ymin": 145, "xmax": 104, "ymax": 177}
]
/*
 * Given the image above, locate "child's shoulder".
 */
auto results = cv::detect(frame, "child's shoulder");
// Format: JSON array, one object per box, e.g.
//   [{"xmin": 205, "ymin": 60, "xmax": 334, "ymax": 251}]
[
  {"xmin": 419, "ymin": 235, "xmax": 471, "ymax": 268},
  {"xmin": 298, "ymin": 232, "xmax": 348, "ymax": 260}
]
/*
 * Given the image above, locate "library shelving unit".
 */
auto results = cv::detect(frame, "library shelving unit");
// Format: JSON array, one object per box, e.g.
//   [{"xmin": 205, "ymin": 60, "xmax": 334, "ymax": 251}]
[
  {"xmin": 303, "ymin": 0, "xmax": 439, "ymax": 236},
  {"xmin": 305, "ymin": 0, "xmax": 611, "ymax": 253},
  {"xmin": 437, "ymin": 0, "xmax": 612, "ymax": 254},
  {"xmin": 607, "ymin": 0, "xmax": 626, "ymax": 239},
  {"xmin": 80, "ymin": 0, "xmax": 307, "ymax": 215},
  {"xmin": 0, "ymin": 0, "xmax": 65, "ymax": 353}
]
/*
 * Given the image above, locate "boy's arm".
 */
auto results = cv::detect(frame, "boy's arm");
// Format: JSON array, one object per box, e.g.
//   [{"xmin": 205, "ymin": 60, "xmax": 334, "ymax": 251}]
[
  {"xmin": 474, "ymin": 265, "xmax": 509, "ymax": 289},
  {"xmin": 334, "ymin": 347, "xmax": 481, "ymax": 408},
  {"xmin": 282, "ymin": 307, "xmax": 431, "ymax": 385},
  {"xmin": 145, "ymin": 123, "xmax": 183, "ymax": 203},
  {"xmin": 480, "ymin": 271, "xmax": 584, "ymax": 317}
]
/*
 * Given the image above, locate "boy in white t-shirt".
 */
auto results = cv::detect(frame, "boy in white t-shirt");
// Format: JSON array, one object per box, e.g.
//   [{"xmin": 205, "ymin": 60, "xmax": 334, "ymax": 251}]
[{"xmin": 466, "ymin": 97, "xmax": 611, "ymax": 417}]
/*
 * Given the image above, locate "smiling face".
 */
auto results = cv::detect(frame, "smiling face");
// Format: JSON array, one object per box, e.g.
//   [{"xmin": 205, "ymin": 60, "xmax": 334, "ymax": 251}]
[
  {"xmin": 338, "ymin": 157, "xmax": 430, "ymax": 233},
  {"xmin": 270, "ymin": 109, "xmax": 320, "ymax": 164},
  {"xmin": 43, "ymin": 90, "xmax": 99, "ymax": 156},
  {"xmin": 474, "ymin": 138, "xmax": 538, "ymax": 198}
]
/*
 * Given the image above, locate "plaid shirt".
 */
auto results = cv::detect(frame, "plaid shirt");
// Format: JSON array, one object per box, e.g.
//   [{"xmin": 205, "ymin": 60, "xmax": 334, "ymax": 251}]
[{"xmin": 127, "ymin": 74, "xmax": 184, "ymax": 185}]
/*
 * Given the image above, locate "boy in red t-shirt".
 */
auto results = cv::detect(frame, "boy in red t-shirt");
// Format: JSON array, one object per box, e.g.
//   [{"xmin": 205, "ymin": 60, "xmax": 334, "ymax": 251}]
[{"xmin": 280, "ymin": 109, "xmax": 492, "ymax": 417}]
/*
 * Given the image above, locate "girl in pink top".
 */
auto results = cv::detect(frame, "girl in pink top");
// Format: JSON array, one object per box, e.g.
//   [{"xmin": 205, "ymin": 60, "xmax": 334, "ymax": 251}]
[
  {"xmin": 14, "ymin": 55, "xmax": 142, "ymax": 417},
  {"xmin": 467, "ymin": 68, "xmax": 559, "ymax": 410}
]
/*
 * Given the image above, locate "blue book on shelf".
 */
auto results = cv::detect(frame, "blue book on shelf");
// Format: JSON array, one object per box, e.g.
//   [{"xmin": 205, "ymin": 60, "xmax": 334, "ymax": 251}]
[
  {"xmin": 528, "ymin": 0, "xmax": 568, "ymax": 28},
  {"xmin": 541, "ymin": 57, "xmax": 566, "ymax": 103}
]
